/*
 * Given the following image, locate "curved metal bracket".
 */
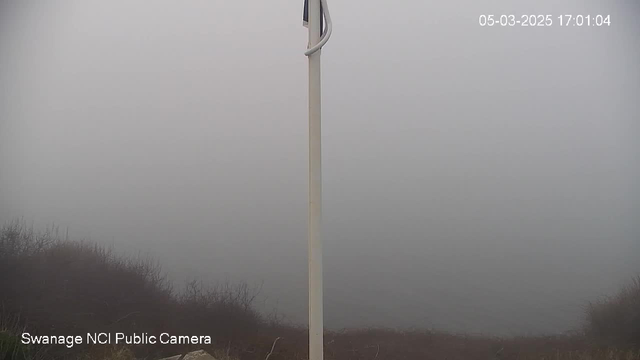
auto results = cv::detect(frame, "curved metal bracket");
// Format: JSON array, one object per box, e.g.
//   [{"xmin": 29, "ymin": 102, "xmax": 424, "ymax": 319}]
[{"xmin": 305, "ymin": 0, "xmax": 332, "ymax": 56}]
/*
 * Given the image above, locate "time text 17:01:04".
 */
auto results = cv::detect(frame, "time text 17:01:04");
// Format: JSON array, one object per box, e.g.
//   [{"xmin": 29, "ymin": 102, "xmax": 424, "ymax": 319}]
[{"xmin": 478, "ymin": 15, "xmax": 611, "ymax": 27}]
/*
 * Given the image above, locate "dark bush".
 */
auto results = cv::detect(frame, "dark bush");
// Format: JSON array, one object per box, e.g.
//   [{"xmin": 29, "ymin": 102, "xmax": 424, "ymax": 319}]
[
  {"xmin": 586, "ymin": 275, "xmax": 640, "ymax": 347},
  {"xmin": 0, "ymin": 220, "xmax": 263, "ymax": 359}
]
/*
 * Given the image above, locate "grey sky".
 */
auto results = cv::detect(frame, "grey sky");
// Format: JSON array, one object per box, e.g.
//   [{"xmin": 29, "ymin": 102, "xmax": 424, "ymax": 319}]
[{"xmin": 1, "ymin": 0, "xmax": 639, "ymax": 335}]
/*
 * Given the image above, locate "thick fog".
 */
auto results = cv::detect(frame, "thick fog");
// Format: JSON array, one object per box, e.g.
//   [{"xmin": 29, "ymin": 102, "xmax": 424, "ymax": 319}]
[{"xmin": 1, "ymin": 0, "xmax": 639, "ymax": 336}]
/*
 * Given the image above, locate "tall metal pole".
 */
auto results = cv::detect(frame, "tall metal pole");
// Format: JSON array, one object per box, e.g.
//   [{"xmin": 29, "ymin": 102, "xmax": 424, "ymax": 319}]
[{"xmin": 307, "ymin": 0, "xmax": 323, "ymax": 358}]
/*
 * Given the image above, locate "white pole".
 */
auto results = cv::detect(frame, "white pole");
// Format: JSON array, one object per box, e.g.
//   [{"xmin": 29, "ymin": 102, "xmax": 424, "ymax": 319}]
[{"xmin": 307, "ymin": 0, "xmax": 323, "ymax": 358}]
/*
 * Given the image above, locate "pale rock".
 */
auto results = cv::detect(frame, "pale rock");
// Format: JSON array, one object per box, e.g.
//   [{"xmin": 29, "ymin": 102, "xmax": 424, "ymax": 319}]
[{"xmin": 182, "ymin": 350, "xmax": 217, "ymax": 360}]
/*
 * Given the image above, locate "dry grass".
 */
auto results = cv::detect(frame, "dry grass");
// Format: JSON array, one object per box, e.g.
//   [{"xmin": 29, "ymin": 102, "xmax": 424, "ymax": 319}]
[{"xmin": 76, "ymin": 346, "xmax": 137, "ymax": 360}]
